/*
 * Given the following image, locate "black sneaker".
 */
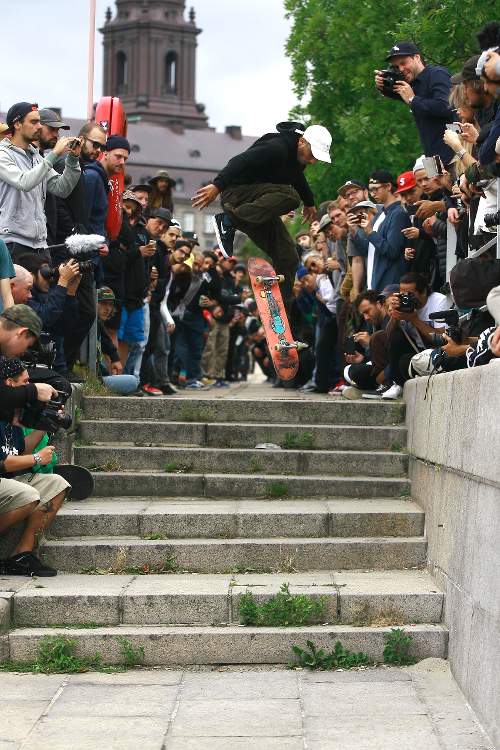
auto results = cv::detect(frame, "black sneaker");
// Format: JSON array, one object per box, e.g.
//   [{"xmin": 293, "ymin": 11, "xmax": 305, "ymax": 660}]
[
  {"xmin": 212, "ymin": 213, "xmax": 235, "ymax": 258},
  {"xmin": 159, "ymin": 383, "xmax": 177, "ymax": 395},
  {"xmin": 4, "ymin": 551, "xmax": 57, "ymax": 577}
]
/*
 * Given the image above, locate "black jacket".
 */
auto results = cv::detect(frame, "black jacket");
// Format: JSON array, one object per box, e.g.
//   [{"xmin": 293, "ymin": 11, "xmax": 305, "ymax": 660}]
[
  {"xmin": 213, "ymin": 122, "xmax": 315, "ymax": 206},
  {"xmin": 382, "ymin": 65, "xmax": 454, "ymax": 164}
]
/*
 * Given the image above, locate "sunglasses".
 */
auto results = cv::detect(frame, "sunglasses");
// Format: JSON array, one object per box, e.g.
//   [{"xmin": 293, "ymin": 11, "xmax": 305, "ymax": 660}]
[{"xmin": 85, "ymin": 138, "xmax": 106, "ymax": 152}]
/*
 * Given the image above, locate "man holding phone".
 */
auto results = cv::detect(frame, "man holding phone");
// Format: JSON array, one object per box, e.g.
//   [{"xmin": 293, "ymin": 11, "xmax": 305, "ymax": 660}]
[
  {"xmin": 0, "ymin": 102, "xmax": 81, "ymax": 262},
  {"xmin": 374, "ymin": 42, "xmax": 454, "ymax": 165}
]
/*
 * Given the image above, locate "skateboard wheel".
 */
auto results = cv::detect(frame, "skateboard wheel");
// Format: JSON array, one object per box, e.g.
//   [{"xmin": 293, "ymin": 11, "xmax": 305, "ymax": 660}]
[
  {"xmin": 295, "ymin": 341, "xmax": 309, "ymax": 351},
  {"xmin": 277, "ymin": 275, "xmax": 285, "ymax": 283},
  {"xmin": 255, "ymin": 275, "xmax": 263, "ymax": 283}
]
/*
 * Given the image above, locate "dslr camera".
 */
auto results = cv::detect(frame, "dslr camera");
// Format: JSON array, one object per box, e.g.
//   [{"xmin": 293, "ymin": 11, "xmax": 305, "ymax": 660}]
[
  {"xmin": 20, "ymin": 391, "xmax": 72, "ymax": 433},
  {"xmin": 396, "ymin": 291, "xmax": 419, "ymax": 313},
  {"xmin": 380, "ymin": 67, "xmax": 405, "ymax": 93},
  {"xmin": 21, "ymin": 332, "xmax": 56, "ymax": 370},
  {"xmin": 484, "ymin": 209, "xmax": 500, "ymax": 228},
  {"xmin": 429, "ymin": 309, "xmax": 462, "ymax": 343}
]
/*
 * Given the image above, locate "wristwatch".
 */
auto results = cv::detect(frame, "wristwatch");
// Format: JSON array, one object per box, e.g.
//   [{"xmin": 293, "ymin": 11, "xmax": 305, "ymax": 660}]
[
  {"xmin": 33, "ymin": 452, "xmax": 42, "ymax": 465},
  {"xmin": 456, "ymin": 148, "xmax": 466, "ymax": 159}
]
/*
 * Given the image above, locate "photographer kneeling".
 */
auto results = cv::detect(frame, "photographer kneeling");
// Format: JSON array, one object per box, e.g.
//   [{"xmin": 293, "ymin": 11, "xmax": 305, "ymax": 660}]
[
  {"xmin": 0, "ymin": 361, "xmax": 70, "ymax": 576},
  {"xmin": 385, "ymin": 272, "xmax": 449, "ymax": 397}
]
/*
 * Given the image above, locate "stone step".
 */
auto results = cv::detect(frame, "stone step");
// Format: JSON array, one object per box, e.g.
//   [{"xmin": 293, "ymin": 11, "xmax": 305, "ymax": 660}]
[
  {"xmin": 74, "ymin": 446, "xmax": 408, "ymax": 477},
  {"xmin": 39, "ymin": 536, "xmax": 427, "ymax": 573},
  {"xmin": 79, "ymin": 420, "xmax": 407, "ymax": 452},
  {"xmin": 82, "ymin": 396, "xmax": 405, "ymax": 426},
  {"xmin": 8, "ymin": 570, "xmax": 443, "ymax": 627},
  {"xmin": 53, "ymin": 498, "xmax": 424, "ymax": 539},
  {"xmin": 90, "ymin": 472, "xmax": 410, "ymax": 499},
  {"xmin": 5, "ymin": 623, "xmax": 448, "ymax": 665}
]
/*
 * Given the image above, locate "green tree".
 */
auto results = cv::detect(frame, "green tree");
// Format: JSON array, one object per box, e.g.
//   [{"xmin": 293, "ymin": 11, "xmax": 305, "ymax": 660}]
[{"xmin": 283, "ymin": 0, "xmax": 498, "ymax": 202}]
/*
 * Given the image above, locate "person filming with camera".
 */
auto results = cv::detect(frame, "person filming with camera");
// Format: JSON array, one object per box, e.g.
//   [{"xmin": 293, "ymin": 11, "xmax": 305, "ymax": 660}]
[
  {"xmin": 374, "ymin": 42, "xmax": 454, "ymax": 166},
  {"xmin": 0, "ymin": 356, "xmax": 70, "ymax": 577},
  {"xmin": 383, "ymin": 272, "xmax": 449, "ymax": 398},
  {"xmin": 14, "ymin": 255, "xmax": 80, "ymax": 380}
]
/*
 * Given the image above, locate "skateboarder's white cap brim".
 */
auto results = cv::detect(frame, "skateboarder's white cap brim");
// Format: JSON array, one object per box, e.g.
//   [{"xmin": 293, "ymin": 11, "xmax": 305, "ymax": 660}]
[{"xmin": 303, "ymin": 125, "xmax": 332, "ymax": 163}]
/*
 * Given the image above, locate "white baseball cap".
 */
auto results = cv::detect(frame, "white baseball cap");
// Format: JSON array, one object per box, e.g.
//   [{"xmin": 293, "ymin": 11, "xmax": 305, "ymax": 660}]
[
  {"xmin": 413, "ymin": 155, "xmax": 425, "ymax": 173},
  {"xmin": 303, "ymin": 125, "xmax": 332, "ymax": 163}
]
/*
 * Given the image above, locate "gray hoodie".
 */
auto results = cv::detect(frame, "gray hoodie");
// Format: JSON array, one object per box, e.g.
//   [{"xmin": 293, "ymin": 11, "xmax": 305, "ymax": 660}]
[{"xmin": 0, "ymin": 139, "xmax": 81, "ymax": 248}]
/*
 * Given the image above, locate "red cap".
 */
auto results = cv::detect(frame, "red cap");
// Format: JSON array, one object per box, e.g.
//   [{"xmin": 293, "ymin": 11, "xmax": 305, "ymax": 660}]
[{"xmin": 395, "ymin": 171, "xmax": 417, "ymax": 193}]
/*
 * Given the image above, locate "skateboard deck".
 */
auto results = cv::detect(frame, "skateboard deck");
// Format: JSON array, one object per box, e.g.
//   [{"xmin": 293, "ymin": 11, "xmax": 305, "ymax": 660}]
[
  {"xmin": 54, "ymin": 464, "xmax": 94, "ymax": 501},
  {"xmin": 248, "ymin": 257, "xmax": 304, "ymax": 381},
  {"xmin": 95, "ymin": 96, "xmax": 127, "ymax": 241}
]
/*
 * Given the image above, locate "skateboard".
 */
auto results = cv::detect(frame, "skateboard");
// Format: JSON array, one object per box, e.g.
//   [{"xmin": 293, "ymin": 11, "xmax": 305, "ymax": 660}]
[
  {"xmin": 248, "ymin": 257, "xmax": 307, "ymax": 381},
  {"xmin": 54, "ymin": 464, "xmax": 94, "ymax": 501},
  {"xmin": 95, "ymin": 96, "xmax": 127, "ymax": 241}
]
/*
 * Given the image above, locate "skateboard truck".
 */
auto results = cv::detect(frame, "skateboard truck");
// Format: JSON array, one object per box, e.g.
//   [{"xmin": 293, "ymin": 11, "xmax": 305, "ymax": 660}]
[
  {"xmin": 274, "ymin": 341, "xmax": 309, "ymax": 352},
  {"xmin": 255, "ymin": 274, "xmax": 284, "ymax": 284}
]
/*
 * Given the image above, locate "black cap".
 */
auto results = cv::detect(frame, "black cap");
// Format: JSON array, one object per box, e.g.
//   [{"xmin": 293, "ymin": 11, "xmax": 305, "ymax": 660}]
[
  {"xmin": 369, "ymin": 169, "xmax": 395, "ymax": 186},
  {"xmin": 182, "ymin": 231, "xmax": 200, "ymax": 245},
  {"xmin": 39, "ymin": 108, "xmax": 70, "ymax": 130},
  {"xmin": 105, "ymin": 135, "xmax": 131, "ymax": 153},
  {"xmin": 175, "ymin": 239, "xmax": 192, "ymax": 251},
  {"xmin": 6, "ymin": 102, "xmax": 38, "ymax": 129},
  {"xmin": 451, "ymin": 55, "xmax": 481, "ymax": 85},
  {"xmin": 131, "ymin": 183, "xmax": 152, "ymax": 194},
  {"xmin": 149, "ymin": 207, "xmax": 172, "ymax": 224},
  {"xmin": 385, "ymin": 41, "xmax": 420, "ymax": 60}
]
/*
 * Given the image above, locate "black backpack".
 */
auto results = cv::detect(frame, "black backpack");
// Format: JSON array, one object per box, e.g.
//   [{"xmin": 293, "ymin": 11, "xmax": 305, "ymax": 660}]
[{"xmin": 450, "ymin": 257, "xmax": 500, "ymax": 308}]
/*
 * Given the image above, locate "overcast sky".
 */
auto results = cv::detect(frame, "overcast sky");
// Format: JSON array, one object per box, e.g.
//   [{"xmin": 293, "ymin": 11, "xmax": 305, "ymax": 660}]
[{"xmin": 0, "ymin": 0, "xmax": 297, "ymax": 136}]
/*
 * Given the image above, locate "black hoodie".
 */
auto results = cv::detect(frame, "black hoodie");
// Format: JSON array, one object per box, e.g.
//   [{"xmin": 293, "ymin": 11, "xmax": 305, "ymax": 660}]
[{"xmin": 213, "ymin": 122, "xmax": 315, "ymax": 207}]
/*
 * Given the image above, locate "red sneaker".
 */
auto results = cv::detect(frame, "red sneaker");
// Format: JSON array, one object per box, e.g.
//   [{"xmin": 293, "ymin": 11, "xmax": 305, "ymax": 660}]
[
  {"xmin": 328, "ymin": 379, "xmax": 348, "ymax": 396},
  {"xmin": 141, "ymin": 383, "xmax": 163, "ymax": 396}
]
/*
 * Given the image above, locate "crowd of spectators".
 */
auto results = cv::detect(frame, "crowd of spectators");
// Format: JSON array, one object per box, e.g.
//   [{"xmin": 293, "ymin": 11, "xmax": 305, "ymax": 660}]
[{"xmin": 0, "ymin": 23, "xmax": 499, "ymax": 576}]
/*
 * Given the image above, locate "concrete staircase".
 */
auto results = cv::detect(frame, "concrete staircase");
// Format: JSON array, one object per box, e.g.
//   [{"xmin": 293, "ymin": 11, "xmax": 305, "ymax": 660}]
[{"xmin": 1, "ymin": 389, "xmax": 448, "ymax": 666}]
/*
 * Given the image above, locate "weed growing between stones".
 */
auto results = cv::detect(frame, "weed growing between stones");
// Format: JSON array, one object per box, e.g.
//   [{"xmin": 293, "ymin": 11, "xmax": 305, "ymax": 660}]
[
  {"xmin": 165, "ymin": 461, "xmax": 192, "ymax": 473},
  {"xmin": 238, "ymin": 583, "xmax": 326, "ymax": 626},
  {"xmin": 266, "ymin": 481, "xmax": 289, "ymax": 498},
  {"xmin": 290, "ymin": 640, "xmax": 373, "ymax": 670},
  {"xmin": 289, "ymin": 629, "xmax": 416, "ymax": 670},
  {"xmin": 383, "ymin": 627, "xmax": 416, "ymax": 665},
  {"xmin": 0, "ymin": 635, "xmax": 149, "ymax": 674},
  {"xmin": 390, "ymin": 440, "xmax": 403, "ymax": 452},
  {"xmin": 116, "ymin": 637, "xmax": 145, "ymax": 667},
  {"xmin": 249, "ymin": 456, "xmax": 262, "ymax": 473},
  {"xmin": 81, "ymin": 373, "xmax": 112, "ymax": 397},
  {"xmin": 282, "ymin": 432, "xmax": 315, "ymax": 450},
  {"xmin": 80, "ymin": 552, "xmax": 179, "ymax": 575}
]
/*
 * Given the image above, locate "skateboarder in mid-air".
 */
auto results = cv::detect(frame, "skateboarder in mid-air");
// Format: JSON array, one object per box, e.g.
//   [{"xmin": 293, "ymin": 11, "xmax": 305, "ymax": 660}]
[{"xmin": 191, "ymin": 121, "xmax": 332, "ymax": 312}]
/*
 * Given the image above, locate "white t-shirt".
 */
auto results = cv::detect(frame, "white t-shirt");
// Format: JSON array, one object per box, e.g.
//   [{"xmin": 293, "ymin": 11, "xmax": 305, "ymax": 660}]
[
  {"xmin": 418, "ymin": 292, "xmax": 449, "ymax": 328},
  {"xmin": 367, "ymin": 212, "xmax": 386, "ymax": 289}
]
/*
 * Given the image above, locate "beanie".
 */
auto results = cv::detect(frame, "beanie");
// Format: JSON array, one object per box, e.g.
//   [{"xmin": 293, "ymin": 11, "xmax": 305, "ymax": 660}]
[{"xmin": 105, "ymin": 135, "xmax": 131, "ymax": 153}]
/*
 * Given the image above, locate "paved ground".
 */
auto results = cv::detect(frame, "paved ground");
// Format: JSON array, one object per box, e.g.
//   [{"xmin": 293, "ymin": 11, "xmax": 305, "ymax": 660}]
[{"xmin": 0, "ymin": 659, "xmax": 493, "ymax": 750}]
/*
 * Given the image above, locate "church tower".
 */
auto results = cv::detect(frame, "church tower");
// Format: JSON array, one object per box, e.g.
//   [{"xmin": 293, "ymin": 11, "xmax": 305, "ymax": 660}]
[{"xmin": 100, "ymin": 0, "xmax": 209, "ymax": 128}]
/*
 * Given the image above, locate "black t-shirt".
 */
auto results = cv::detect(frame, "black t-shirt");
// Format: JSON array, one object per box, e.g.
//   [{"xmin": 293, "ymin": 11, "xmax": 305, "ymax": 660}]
[{"xmin": 0, "ymin": 421, "xmax": 25, "ymax": 477}]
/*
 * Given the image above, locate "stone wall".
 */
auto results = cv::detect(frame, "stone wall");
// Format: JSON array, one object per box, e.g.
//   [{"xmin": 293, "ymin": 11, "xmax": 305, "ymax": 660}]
[{"xmin": 405, "ymin": 362, "xmax": 500, "ymax": 747}]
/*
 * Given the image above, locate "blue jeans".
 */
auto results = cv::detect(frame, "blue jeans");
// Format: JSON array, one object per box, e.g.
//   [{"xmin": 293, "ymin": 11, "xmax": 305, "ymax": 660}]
[
  {"xmin": 174, "ymin": 312, "xmax": 206, "ymax": 382},
  {"xmin": 103, "ymin": 374, "xmax": 139, "ymax": 395},
  {"xmin": 124, "ymin": 303, "xmax": 150, "ymax": 379}
]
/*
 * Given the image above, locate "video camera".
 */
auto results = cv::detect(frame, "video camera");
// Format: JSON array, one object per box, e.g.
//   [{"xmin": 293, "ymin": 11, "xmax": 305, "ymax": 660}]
[
  {"xmin": 20, "ymin": 390, "xmax": 72, "ymax": 433},
  {"xmin": 21, "ymin": 332, "xmax": 56, "ymax": 370},
  {"xmin": 380, "ymin": 67, "xmax": 405, "ymax": 93},
  {"xmin": 429, "ymin": 309, "xmax": 462, "ymax": 343}
]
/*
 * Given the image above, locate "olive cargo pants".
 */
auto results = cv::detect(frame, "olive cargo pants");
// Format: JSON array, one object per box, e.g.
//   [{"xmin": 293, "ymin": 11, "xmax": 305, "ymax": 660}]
[{"xmin": 221, "ymin": 183, "xmax": 300, "ymax": 312}]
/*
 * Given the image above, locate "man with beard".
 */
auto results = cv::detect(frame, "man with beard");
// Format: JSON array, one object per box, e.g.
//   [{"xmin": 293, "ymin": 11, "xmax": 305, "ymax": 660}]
[
  {"xmin": 375, "ymin": 41, "xmax": 454, "ymax": 165},
  {"xmin": 149, "ymin": 170, "xmax": 176, "ymax": 213},
  {"xmin": 0, "ymin": 102, "xmax": 81, "ymax": 262},
  {"xmin": 191, "ymin": 121, "xmax": 332, "ymax": 313},
  {"xmin": 37, "ymin": 109, "xmax": 71, "ymax": 246}
]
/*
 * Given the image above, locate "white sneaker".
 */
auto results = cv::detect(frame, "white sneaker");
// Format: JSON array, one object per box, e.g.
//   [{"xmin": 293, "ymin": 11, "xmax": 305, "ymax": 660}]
[{"xmin": 382, "ymin": 383, "xmax": 403, "ymax": 400}]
